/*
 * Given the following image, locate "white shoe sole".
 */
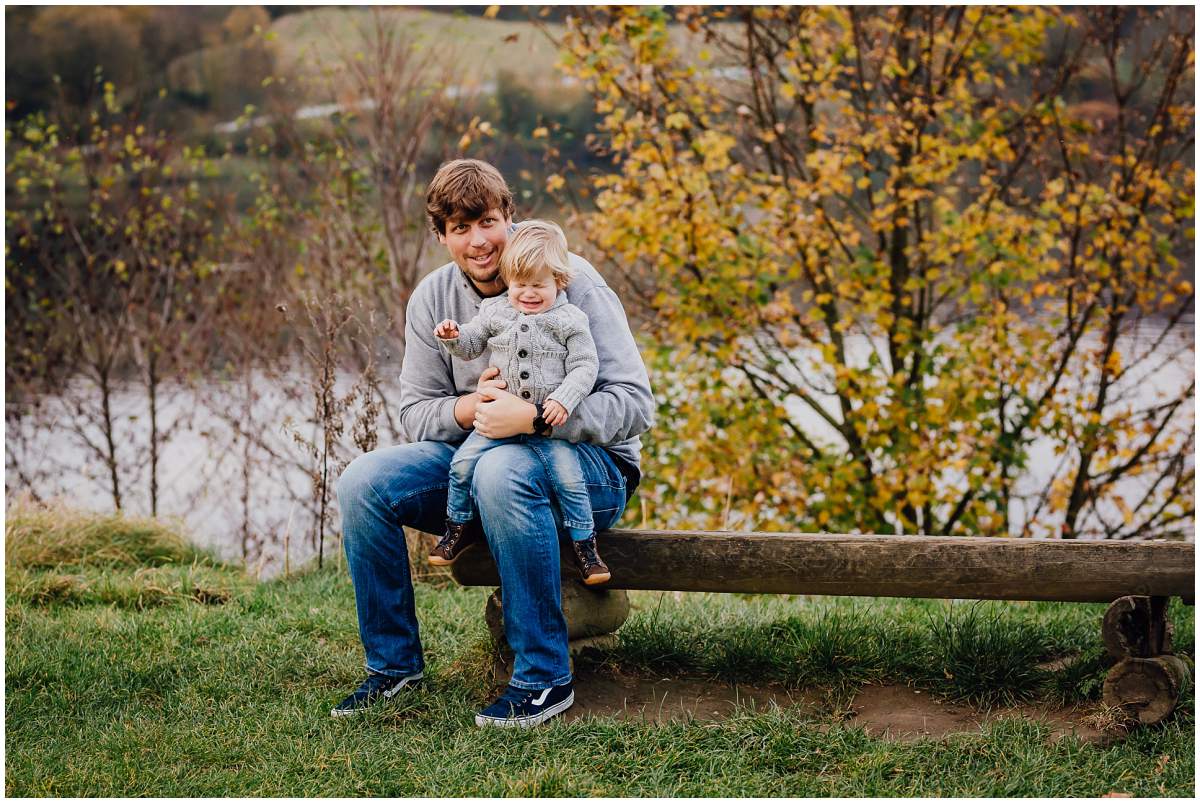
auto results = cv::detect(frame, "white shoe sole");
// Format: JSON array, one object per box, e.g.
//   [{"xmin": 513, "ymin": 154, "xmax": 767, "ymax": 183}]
[
  {"xmin": 330, "ymin": 672, "xmax": 424, "ymax": 717},
  {"xmin": 475, "ymin": 691, "xmax": 575, "ymax": 728}
]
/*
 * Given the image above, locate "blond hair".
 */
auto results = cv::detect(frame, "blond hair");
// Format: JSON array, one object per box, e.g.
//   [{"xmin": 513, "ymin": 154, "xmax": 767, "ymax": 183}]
[{"xmin": 498, "ymin": 220, "xmax": 573, "ymax": 289}]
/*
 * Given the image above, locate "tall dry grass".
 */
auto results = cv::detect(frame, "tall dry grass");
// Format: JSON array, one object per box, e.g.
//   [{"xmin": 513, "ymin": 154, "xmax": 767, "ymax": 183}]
[
  {"xmin": 5, "ymin": 496, "xmax": 198, "ymax": 570},
  {"xmin": 4, "ymin": 497, "xmax": 251, "ymax": 608}
]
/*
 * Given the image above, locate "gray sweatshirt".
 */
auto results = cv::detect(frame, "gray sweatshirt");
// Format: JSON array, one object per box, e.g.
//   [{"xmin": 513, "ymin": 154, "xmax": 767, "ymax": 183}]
[
  {"xmin": 398, "ymin": 253, "xmax": 655, "ymax": 475},
  {"xmin": 437, "ymin": 292, "xmax": 598, "ymax": 414}
]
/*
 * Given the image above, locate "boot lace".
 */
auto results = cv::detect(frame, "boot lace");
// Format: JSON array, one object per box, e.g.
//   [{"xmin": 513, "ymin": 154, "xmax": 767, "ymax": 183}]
[
  {"xmin": 439, "ymin": 522, "xmax": 468, "ymax": 550},
  {"xmin": 498, "ymin": 685, "xmax": 535, "ymax": 709},
  {"xmin": 573, "ymin": 539, "xmax": 601, "ymax": 569}
]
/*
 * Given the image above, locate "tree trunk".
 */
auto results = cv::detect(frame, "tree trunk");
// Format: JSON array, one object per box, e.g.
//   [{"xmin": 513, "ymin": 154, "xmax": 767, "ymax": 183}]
[
  {"xmin": 240, "ymin": 370, "xmax": 255, "ymax": 562},
  {"xmin": 98, "ymin": 368, "xmax": 122, "ymax": 511},
  {"xmin": 147, "ymin": 351, "xmax": 159, "ymax": 517}
]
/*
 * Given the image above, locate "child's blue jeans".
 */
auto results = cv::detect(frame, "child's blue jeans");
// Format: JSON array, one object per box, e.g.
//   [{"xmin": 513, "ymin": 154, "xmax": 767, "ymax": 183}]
[{"xmin": 447, "ymin": 431, "xmax": 594, "ymax": 541}]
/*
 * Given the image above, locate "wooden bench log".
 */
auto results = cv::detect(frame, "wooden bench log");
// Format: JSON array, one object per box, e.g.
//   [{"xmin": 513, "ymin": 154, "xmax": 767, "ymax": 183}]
[
  {"xmin": 484, "ymin": 584, "xmax": 631, "ymax": 675},
  {"xmin": 452, "ymin": 530, "xmax": 1194, "ymax": 728},
  {"xmin": 1102, "ymin": 595, "xmax": 1173, "ymax": 659},
  {"xmin": 1103, "ymin": 655, "xmax": 1192, "ymax": 725},
  {"xmin": 450, "ymin": 529, "xmax": 1194, "ymax": 603}
]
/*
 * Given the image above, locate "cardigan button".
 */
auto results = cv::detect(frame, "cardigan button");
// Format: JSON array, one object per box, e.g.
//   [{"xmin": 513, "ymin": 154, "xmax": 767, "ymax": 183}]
[
  {"xmin": 520, "ymin": 371, "xmax": 529, "ymax": 379},
  {"xmin": 518, "ymin": 349, "xmax": 527, "ymax": 358},
  {"xmin": 521, "ymin": 391, "xmax": 531, "ymax": 399}
]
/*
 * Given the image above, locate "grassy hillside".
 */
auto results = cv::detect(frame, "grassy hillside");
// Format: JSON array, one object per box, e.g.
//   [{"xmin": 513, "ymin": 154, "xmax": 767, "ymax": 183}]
[
  {"xmin": 5, "ymin": 502, "xmax": 1194, "ymax": 796},
  {"xmin": 270, "ymin": 7, "xmax": 569, "ymax": 97}
]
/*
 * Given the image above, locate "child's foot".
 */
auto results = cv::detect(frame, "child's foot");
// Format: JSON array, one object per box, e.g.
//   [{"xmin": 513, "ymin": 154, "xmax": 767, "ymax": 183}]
[
  {"xmin": 571, "ymin": 534, "xmax": 611, "ymax": 585},
  {"xmin": 429, "ymin": 520, "xmax": 481, "ymax": 566}
]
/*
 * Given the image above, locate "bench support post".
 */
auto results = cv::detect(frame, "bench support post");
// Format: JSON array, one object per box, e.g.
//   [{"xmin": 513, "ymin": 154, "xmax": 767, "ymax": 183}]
[
  {"xmin": 484, "ymin": 583, "xmax": 630, "ymax": 671},
  {"xmin": 1101, "ymin": 595, "xmax": 1191, "ymax": 725}
]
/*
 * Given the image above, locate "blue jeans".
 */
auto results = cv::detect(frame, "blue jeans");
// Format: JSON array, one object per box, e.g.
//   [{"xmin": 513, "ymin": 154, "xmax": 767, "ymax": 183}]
[
  {"xmin": 447, "ymin": 431, "xmax": 594, "ymax": 541},
  {"xmin": 336, "ymin": 436, "xmax": 629, "ymax": 690}
]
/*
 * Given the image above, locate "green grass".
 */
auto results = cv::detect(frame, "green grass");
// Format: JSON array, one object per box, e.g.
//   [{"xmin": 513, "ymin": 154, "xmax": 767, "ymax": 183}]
[
  {"xmin": 612, "ymin": 592, "xmax": 1195, "ymax": 708},
  {"xmin": 5, "ymin": 504, "xmax": 1195, "ymax": 796}
]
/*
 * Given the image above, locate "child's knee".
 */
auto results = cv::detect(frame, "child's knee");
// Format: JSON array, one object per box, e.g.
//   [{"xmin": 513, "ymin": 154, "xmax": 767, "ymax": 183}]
[{"xmin": 449, "ymin": 458, "xmax": 475, "ymax": 487}]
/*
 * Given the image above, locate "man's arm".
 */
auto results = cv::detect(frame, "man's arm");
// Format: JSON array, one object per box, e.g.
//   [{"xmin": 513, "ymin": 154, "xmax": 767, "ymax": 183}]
[
  {"xmin": 552, "ymin": 281, "xmax": 655, "ymax": 445},
  {"xmin": 398, "ymin": 289, "xmax": 471, "ymax": 442}
]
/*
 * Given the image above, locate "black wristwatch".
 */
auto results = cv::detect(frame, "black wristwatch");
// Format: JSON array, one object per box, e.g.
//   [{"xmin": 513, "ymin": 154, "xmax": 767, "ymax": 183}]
[{"xmin": 532, "ymin": 403, "xmax": 552, "ymax": 436}]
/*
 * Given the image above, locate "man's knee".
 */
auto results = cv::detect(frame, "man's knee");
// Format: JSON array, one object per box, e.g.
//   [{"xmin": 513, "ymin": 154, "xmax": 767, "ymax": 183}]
[
  {"xmin": 336, "ymin": 451, "xmax": 377, "ymax": 509},
  {"xmin": 472, "ymin": 445, "xmax": 549, "ymax": 506},
  {"xmin": 336, "ymin": 442, "xmax": 453, "ymax": 536}
]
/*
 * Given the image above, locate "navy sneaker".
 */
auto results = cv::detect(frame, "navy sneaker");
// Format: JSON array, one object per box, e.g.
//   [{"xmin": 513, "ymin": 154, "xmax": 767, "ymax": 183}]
[
  {"xmin": 330, "ymin": 671, "xmax": 423, "ymax": 717},
  {"xmin": 475, "ymin": 683, "xmax": 575, "ymax": 728}
]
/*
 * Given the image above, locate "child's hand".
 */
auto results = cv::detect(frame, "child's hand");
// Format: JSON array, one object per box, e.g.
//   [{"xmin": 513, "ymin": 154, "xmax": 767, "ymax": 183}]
[
  {"xmin": 434, "ymin": 319, "xmax": 459, "ymax": 339},
  {"xmin": 542, "ymin": 399, "xmax": 569, "ymax": 427}
]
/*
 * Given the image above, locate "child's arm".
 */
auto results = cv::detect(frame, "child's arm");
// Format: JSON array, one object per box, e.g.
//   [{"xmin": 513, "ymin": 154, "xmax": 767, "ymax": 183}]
[
  {"xmin": 436, "ymin": 303, "xmax": 498, "ymax": 361},
  {"xmin": 545, "ymin": 308, "xmax": 599, "ymax": 422}
]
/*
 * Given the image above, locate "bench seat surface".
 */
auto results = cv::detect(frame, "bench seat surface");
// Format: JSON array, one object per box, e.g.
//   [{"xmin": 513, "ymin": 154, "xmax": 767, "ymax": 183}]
[{"xmin": 449, "ymin": 529, "xmax": 1194, "ymax": 603}]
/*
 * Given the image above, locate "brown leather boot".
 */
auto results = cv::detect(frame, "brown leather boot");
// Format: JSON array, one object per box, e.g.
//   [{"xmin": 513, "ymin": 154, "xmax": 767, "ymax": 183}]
[
  {"xmin": 429, "ymin": 520, "xmax": 481, "ymax": 566},
  {"xmin": 571, "ymin": 535, "xmax": 611, "ymax": 585}
]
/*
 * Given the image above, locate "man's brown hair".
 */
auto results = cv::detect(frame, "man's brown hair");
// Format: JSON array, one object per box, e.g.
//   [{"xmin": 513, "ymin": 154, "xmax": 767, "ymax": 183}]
[{"xmin": 425, "ymin": 159, "xmax": 515, "ymax": 235}]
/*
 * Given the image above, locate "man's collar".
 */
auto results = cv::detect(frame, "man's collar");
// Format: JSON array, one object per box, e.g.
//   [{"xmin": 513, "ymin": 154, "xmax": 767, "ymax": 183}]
[{"xmin": 457, "ymin": 266, "xmax": 507, "ymax": 300}]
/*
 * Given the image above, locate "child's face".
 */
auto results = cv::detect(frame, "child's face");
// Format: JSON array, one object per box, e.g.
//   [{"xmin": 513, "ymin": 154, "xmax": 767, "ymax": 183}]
[{"xmin": 507, "ymin": 265, "xmax": 558, "ymax": 314}]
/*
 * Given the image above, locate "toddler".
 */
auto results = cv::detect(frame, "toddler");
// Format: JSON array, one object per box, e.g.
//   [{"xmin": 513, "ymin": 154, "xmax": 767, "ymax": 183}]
[{"xmin": 427, "ymin": 220, "xmax": 611, "ymax": 585}]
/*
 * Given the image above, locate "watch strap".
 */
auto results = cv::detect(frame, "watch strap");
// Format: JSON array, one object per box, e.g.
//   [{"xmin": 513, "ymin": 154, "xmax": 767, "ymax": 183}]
[{"xmin": 532, "ymin": 402, "xmax": 551, "ymax": 435}]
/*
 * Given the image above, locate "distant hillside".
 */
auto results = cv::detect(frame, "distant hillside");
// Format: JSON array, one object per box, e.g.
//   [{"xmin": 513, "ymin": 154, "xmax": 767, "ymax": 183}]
[{"xmin": 269, "ymin": 7, "xmax": 568, "ymax": 97}]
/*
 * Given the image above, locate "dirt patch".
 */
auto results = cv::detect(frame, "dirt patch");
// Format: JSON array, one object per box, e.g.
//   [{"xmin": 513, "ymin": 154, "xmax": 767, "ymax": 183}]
[
  {"xmin": 566, "ymin": 672, "xmax": 1114, "ymax": 744},
  {"xmin": 565, "ymin": 666, "xmax": 819, "ymax": 724},
  {"xmin": 847, "ymin": 684, "xmax": 1112, "ymax": 744},
  {"xmin": 1001, "ymin": 700, "xmax": 1114, "ymax": 744}
]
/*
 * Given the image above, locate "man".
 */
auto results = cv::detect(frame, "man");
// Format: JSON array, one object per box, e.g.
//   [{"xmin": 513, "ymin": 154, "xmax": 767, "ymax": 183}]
[{"xmin": 333, "ymin": 159, "xmax": 655, "ymax": 726}]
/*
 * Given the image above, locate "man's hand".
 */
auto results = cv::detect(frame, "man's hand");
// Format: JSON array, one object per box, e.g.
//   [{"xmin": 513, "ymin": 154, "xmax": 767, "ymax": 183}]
[
  {"xmin": 434, "ymin": 319, "xmax": 460, "ymax": 339},
  {"xmin": 453, "ymin": 367, "xmax": 509, "ymax": 430},
  {"xmin": 474, "ymin": 385, "xmax": 537, "ymax": 438},
  {"xmin": 542, "ymin": 399, "xmax": 569, "ymax": 427},
  {"xmin": 476, "ymin": 365, "xmax": 507, "ymax": 394}
]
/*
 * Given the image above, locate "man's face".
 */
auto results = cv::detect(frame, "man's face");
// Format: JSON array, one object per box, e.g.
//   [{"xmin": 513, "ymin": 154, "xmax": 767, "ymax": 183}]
[{"xmin": 438, "ymin": 208, "xmax": 511, "ymax": 289}]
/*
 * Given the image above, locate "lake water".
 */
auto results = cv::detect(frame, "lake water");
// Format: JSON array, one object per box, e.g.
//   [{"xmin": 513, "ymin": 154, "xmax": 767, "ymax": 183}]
[{"xmin": 5, "ymin": 321, "xmax": 1193, "ymax": 576}]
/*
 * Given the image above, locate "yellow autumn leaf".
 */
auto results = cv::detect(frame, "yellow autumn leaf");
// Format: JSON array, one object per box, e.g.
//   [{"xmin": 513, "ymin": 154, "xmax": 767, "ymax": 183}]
[
  {"xmin": 665, "ymin": 112, "xmax": 690, "ymax": 130},
  {"xmin": 1105, "ymin": 351, "xmax": 1122, "ymax": 376},
  {"xmin": 1113, "ymin": 495, "xmax": 1133, "ymax": 525}
]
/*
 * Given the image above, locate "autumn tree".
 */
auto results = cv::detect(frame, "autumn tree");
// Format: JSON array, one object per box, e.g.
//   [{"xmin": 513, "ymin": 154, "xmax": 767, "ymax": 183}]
[
  {"xmin": 209, "ymin": 7, "xmax": 482, "ymax": 565},
  {"xmin": 558, "ymin": 6, "xmax": 1194, "ymax": 538},
  {"xmin": 6, "ymin": 84, "xmax": 229, "ymax": 513}
]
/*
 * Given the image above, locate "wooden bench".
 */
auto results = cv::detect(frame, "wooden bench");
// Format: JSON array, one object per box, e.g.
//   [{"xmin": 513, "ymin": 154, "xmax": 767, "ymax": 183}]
[{"xmin": 450, "ymin": 529, "xmax": 1195, "ymax": 726}]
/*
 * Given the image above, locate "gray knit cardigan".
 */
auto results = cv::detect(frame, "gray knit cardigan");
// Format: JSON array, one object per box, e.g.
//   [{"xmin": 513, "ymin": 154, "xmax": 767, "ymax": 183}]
[{"xmin": 438, "ymin": 292, "xmax": 599, "ymax": 414}]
